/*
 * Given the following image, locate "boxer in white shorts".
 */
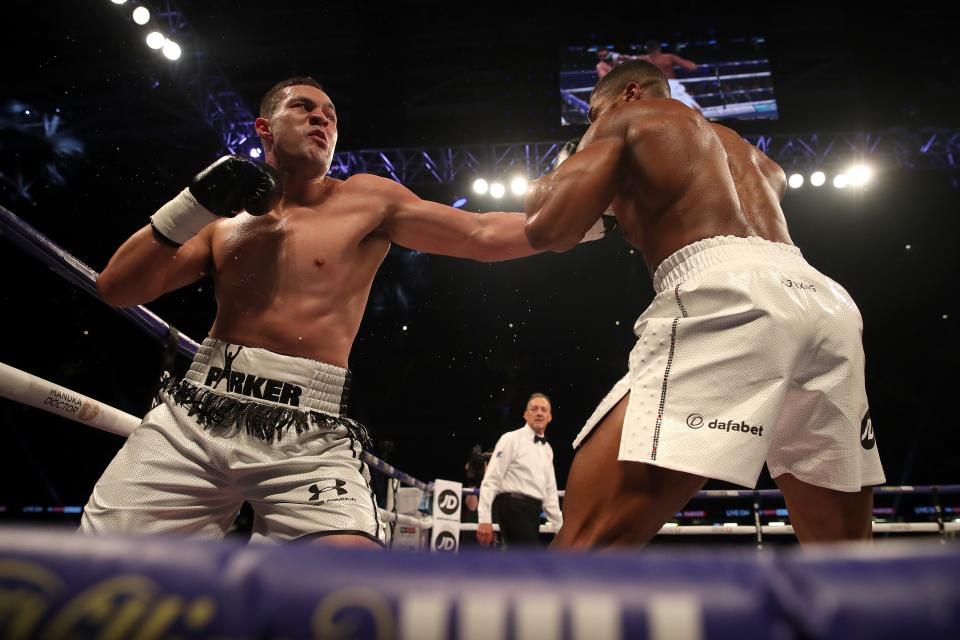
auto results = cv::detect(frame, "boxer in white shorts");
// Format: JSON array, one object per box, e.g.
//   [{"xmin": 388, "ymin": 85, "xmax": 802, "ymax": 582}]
[
  {"xmin": 639, "ymin": 41, "xmax": 702, "ymax": 113},
  {"xmin": 525, "ymin": 60, "xmax": 884, "ymax": 548},
  {"xmin": 81, "ymin": 338, "xmax": 383, "ymax": 544},
  {"xmin": 86, "ymin": 76, "xmax": 539, "ymax": 547}
]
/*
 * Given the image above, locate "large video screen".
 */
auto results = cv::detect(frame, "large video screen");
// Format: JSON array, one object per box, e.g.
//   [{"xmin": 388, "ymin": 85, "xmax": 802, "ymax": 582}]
[{"xmin": 560, "ymin": 36, "xmax": 778, "ymax": 125}]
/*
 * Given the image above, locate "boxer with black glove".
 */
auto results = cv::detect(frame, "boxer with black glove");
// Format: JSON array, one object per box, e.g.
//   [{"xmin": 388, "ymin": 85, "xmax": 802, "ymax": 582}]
[{"xmin": 150, "ymin": 155, "xmax": 280, "ymax": 246}]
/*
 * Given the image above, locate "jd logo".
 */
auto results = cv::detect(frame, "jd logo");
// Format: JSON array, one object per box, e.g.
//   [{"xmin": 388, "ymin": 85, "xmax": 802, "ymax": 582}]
[
  {"xmin": 309, "ymin": 479, "xmax": 347, "ymax": 500},
  {"xmin": 860, "ymin": 411, "xmax": 876, "ymax": 450},
  {"xmin": 434, "ymin": 531, "xmax": 457, "ymax": 552},
  {"xmin": 437, "ymin": 490, "xmax": 460, "ymax": 515}
]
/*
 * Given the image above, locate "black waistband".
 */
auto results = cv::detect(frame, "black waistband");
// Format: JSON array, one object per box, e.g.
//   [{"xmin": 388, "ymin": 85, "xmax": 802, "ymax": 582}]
[
  {"xmin": 496, "ymin": 492, "xmax": 542, "ymax": 505},
  {"xmin": 157, "ymin": 374, "xmax": 372, "ymax": 448}
]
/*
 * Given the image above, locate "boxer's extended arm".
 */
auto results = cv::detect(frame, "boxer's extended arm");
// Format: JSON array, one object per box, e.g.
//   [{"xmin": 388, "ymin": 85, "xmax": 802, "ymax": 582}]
[
  {"xmin": 669, "ymin": 54, "xmax": 698, "ymax": 71},
  {"xmin": 367, "ymin": 175, "xmax": 539, "ymax": 261}
]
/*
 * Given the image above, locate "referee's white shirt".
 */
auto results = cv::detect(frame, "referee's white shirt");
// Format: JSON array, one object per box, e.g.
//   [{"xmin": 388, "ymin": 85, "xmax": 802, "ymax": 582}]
[{"xmin": 478, "ymin": 424, "xmax": 563, "ymax": 528}]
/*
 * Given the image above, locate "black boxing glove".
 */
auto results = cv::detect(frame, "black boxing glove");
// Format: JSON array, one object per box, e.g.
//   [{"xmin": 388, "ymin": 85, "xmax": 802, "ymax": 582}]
[
  {"xmin": 150, "ymin": 156, "xmax": 280, "ymax": 246},
  {"xmin": 555, "ymin": 138, "xmax": 581, "ymax": 169}
]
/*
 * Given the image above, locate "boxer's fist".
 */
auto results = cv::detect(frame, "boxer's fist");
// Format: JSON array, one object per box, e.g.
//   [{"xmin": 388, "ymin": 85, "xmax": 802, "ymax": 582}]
[
  {"xmin": 189, "ymin": 155, "xmax": 280, "ymax": 217},
  {"xmin": 151, "ymin": 156, "xmax": 281, "ymax": 245},
  {"xmin": 555, "ymin": 138, "xmax": 581, "ymax": 169}
]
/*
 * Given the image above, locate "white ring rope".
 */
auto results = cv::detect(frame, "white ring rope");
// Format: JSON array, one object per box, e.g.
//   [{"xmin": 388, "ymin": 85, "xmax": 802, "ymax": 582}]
[
  {"xmin": 0, "ymin": 359, "xmax": 425, "ymax": 526},
  {"xmin": 451, "ymin": 522, "xmax": 960, "ymax": 535},
  {"xmin": 0, "ymin": 361, "xmax": 139, "ymax": 437},
  {"xmin": 378, "ymin": 511, "xmax": 432, "ymax": 529},
  {"xmin": 564, "ymin": 70, "xmax": 774, "ymax": 95}
]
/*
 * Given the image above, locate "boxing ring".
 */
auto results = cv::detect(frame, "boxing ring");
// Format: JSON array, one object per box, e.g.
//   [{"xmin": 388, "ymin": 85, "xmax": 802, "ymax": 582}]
[
  {"xmin": 1, "ymin": 202, "xmax": 959, "ymax": 638},
  {"xmin": 560, "ymin": 58, "xmax": 778, "ymax": 125}
]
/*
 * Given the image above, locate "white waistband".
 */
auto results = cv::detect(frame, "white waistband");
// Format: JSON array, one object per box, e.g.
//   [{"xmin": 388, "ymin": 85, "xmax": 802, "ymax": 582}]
[
  {"xmin": 652, "ymin": 235, "xmax": 805, "ymax": 293},
  {"xmin": 184, "ymin": 338, "xmax": 350, "ymax": 416}
]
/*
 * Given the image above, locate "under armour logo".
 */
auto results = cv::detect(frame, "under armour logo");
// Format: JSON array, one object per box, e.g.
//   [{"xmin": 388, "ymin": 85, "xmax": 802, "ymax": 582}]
[
  {"xmin": 860, "ymin": 411, "xmax": 876, "ymax": 450},
  {"xmin": 309, "ymin": 479, "xmax": 347, "ymax": 500}
]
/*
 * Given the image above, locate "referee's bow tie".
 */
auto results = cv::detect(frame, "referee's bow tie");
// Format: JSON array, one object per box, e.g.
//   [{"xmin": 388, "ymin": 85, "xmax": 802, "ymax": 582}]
[{"xmin": 534, "ymin": 435, "xmax": 547, "ymax": 444}]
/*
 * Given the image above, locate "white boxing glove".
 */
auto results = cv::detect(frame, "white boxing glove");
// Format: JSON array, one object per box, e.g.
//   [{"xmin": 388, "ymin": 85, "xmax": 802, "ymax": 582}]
[{"xmin": 580, "ymin": 211, "xmax": 618, "ymax": 243}]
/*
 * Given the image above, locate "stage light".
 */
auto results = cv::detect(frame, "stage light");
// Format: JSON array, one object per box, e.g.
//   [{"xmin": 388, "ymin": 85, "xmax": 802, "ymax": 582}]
[
  {"xmin": 472, "ymin": 178, "xmax": 489, "ymax": 195},
  {"xmin": 132, "ymin": 6, "xmax": 150, "ymax": 25},
  {"xmin": 452, "ymin": 197, "xmax": 468, "ymax": 208},
  {"xmin": 810, "ymin": 171, "xmax": 826, "ymax": 187},
  {"xmin": 489, "ymin": 182, "xmax": 505, "ymax": 199},
  {"xmin": 162, "ymin": 40, "xmax": 182, "ymax": 61},
  {"xmin": 847, "ymin": 164, "xmax": 873, "ymax": 186},
  {"xmin": 248, "ymin": 147, "xmax": 262, "ymax": 159},
  {"xmin": 510, "ymin": 176, "xmax": 528, "ymax": 195},
  {"xmin": 111, "ymin": 0, "xmax": 128, "ymax": 5},
  {"xmin": 833, "ymin": 174, "xmax": 849, "ymax": 189},
  {"xmin": 788, "ymin": 173, "xmax": 804, "ymax": 189},
  {"xmin": 146, "ymin": 31, "xmax": 165, "ymax": 49}
]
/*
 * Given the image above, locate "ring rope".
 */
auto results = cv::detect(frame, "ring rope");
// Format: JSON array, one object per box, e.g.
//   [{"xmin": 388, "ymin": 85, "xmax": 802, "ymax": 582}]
[{"xmin": 0, "ymin": 359, "xmax": 430, "ymax": 493}]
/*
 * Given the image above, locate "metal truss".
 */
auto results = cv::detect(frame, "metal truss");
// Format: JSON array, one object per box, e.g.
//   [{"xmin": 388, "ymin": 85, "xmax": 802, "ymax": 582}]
[
  {"xmin": 330, "ymin": 129, "xmax": 960, "ymax": 185},
  {"xmin": 128, "ymin": 6, "xmax": 960, "ymax": 182},
  {"xmin": 328, "ymin": 142, "xmax": 570, "ymax": 185},
  {"xmin": 148, "ymin": 0, "xmax": 256, "ymax": 155},
  {"xmin": 750, "ymin": 129, "xmax": 960, "ymax": 173}
]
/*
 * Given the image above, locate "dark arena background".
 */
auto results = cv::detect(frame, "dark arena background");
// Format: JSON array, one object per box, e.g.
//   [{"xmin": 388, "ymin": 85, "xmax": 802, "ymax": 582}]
[{"xmin": 0, "ymin": 2, "xmax": 959, "ymax": 638}]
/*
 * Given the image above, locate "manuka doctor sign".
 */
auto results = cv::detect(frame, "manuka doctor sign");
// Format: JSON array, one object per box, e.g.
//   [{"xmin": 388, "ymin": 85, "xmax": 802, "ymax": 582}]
[{"xmin": 706, "ymin": 418, "xmax": 764, "ymax": 436}]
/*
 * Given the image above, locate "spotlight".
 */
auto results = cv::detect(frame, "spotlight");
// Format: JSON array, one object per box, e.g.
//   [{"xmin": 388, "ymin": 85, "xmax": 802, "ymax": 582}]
[
  {"xmin": 472, "ymin": 178, "xmax": 489, "ymax": 195},
  {"xmin": 810, "ymin": 171, "xmax": 826, "ymax": 187},
  {"xmin": 111, "ymin": 0, "xmax": 128, "ymax": 5},
  {"xmin": 162, "ymin": 40, "xmax": 182, "ymax": 61},
  {"xmin": 146, "ymin": 31, "xmax": 165, "ymax": 49},
  {"xmin": 132, "ymin": 6, "xmax": 150, "ymax": 25},
  {"xmin": 787, "ymin": 173, "xmax": 804, "ymax": 189},
  {"xmin": 847, "ymin": 164, "xmax": 873, "ymax": 186},
  {"xmin": 248, "ymin": 147, "xmax": 262, "ymax": 159},
  {"xmin": 510, "ymin": 176, "xmax": 528, "ymax": 196},
  {"xmin": 489, "ymin": 182, "xmax": 505, "ymax": 199},
  {"xmin": 452, "ymin": 197, "xmax": 468, "ymax": 209},
  {"xmin": 833, "ymin": 174, "xmax": 849, "ymax": 189}
]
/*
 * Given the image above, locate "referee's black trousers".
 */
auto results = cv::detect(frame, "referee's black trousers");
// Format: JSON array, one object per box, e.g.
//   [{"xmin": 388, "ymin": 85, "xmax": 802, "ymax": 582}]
[{"xmin": 492, "ymin": 493, "xmax": 542, "ymax": 546}]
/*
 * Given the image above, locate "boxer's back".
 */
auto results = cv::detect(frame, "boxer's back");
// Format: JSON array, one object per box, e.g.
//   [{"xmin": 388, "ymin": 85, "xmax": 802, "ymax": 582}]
[{"xmin": 606, "ymin": 99, "xmax": 792, "ymax": 272}]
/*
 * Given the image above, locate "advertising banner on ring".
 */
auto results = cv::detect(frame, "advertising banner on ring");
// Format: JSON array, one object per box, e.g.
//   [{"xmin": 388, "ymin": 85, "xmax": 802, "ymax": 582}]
[{"xmin": 430, "ymin": 479, "xmax": 463, "ymax": 553}]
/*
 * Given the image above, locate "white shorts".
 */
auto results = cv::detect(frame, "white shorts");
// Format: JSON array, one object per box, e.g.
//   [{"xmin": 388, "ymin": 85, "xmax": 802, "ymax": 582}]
[
  {"xmin": 669, "ymin": 79, "xmax": 701, "ymax": 112},
  {"xmin": 572, "ymin": 236, "xmax": 885, "ymax": 491},
  {"xmin": 81, "ymin": 338, "xmax": 384, "ymax": 544}
]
